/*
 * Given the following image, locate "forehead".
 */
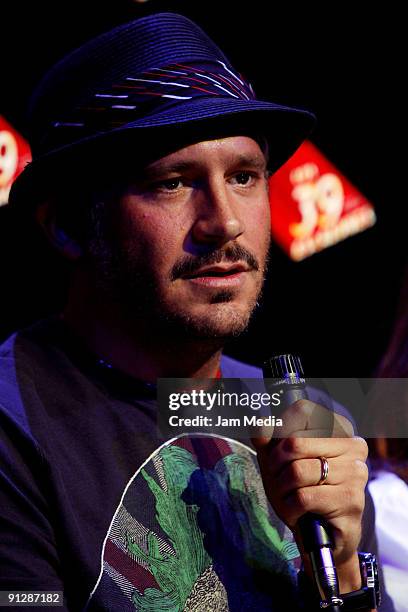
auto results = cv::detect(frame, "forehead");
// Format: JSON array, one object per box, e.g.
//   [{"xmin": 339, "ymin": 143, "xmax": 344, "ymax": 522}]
[
  {"xmin": 140, "ymin": 135, "xmax": 267, "ymax": 175},
  {"xmin": 63, "ymin": 134, "xmax": 267, "ymax": 201}
]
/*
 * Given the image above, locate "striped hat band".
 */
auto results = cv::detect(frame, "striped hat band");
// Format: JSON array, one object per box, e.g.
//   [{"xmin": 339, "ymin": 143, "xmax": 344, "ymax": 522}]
[{"xmin": 44, "ymin": 60, "xmax": 255, "ymax": 150}]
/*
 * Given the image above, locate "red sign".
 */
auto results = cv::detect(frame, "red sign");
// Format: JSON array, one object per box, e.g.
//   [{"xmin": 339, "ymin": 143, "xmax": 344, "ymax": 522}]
[
  {"xmin": 269, "ymin": 140, "xmax": 376, "ymax": 260},
  {"xmin": 0, "ymin": 116, "xmax": 31, "ymax": 207}
]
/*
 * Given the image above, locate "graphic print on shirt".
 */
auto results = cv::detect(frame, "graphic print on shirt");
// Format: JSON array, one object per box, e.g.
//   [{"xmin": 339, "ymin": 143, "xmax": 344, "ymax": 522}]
[{"xmin": 86, "ymin": 435, "xmax": 301, "ymax": 611}]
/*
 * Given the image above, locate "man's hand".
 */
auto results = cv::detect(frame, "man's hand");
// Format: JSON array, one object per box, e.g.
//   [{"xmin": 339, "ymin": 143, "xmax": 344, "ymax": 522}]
[{"xmin": 251, "ymin": 399, "xmax": 369, "ymax": 594}]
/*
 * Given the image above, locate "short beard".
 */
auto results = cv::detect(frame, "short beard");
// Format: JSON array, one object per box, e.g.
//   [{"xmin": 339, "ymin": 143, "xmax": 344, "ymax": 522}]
[{"xmin": 84, "ymin": 200, "xmax": 269, "ymax": 342}]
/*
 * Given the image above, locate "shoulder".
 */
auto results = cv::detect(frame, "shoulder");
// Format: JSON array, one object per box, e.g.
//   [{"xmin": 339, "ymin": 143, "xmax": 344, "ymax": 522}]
[
  {"xmin": 0, "ymin": 318, "xmax": 63, "ymax": 439},
  {"xmin": 0, "ymin": 330, "xmax": 33, "ymax": 433},
  {"xmin": 0, "ymin": 328, "xmax": 47, "ymax": 461}
]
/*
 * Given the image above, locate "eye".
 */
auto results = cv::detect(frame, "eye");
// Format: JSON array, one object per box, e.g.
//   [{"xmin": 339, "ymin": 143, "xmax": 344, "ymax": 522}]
[
  {"xmin": 231, "ymin": 171, "xmax": 256, "ymax": 186},
  {"xmin": 156, "ymin": 178, "xmax": 183, "ymax": 191}
]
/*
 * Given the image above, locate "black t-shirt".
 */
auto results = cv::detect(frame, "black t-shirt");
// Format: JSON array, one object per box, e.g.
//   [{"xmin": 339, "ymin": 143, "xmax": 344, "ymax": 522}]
[{"xmin": 0, "ymin": 319, "xmax": 394, "ymax": 611}]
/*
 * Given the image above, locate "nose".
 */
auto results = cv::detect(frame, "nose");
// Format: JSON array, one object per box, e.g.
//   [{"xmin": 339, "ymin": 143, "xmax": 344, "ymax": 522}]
[{"xmin": 191, "ymin": 182, "xmax": 244, "ymax": 246}]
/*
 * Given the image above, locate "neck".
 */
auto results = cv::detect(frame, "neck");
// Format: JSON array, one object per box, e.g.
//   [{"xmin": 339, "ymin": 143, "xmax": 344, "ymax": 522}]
[{"xmin": 62, "ymin": 283, "xmax": 223, "ymax": 383}]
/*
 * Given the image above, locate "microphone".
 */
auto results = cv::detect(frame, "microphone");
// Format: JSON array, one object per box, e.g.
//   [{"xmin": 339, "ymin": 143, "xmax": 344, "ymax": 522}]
[{"xmin": 263, "ymin": 354, "xmax": 343, "ymax": 612}]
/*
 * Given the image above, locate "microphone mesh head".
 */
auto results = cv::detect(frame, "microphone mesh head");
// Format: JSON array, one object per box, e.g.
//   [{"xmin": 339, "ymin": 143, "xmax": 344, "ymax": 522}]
[{"xmin": 263, "ymin": 354, "xmax": 305, "ymax": 385}]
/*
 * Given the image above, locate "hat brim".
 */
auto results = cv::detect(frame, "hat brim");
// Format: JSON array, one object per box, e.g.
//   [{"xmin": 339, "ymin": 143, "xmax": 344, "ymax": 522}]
[{"xmin": 9, "ymin": 96, "xmax": 316, "ymax": 209}]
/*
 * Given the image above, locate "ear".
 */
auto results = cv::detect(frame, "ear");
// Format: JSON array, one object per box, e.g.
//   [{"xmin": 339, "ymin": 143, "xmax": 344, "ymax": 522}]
[{"xmin": 35, "ymin": 200, "xmax": 83, "ymax": 261}]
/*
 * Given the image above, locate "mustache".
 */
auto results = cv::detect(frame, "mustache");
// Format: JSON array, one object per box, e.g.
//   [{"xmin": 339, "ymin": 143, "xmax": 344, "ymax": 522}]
[{"xmin": 170, "ymin": 244, "xmax": 260, "ymax": 281}]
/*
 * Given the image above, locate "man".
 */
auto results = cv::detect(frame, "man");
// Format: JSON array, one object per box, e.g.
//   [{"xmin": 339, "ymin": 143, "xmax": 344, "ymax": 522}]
[{"xmin": 0, "ymin": 12, "xmax": 392, "ymax": 612}]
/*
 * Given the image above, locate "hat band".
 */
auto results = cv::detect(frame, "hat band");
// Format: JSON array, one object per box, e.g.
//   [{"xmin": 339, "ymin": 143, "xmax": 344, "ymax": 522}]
[{"xmin": 40, "ymin": 60, "xmax": 255, "ymax": 152}]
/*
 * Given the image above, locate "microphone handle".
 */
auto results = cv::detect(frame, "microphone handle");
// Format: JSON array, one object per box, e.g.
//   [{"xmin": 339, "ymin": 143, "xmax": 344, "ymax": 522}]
[{"xmin": 263, "ymin": 355, "xmax": 343, "ymax": 611}]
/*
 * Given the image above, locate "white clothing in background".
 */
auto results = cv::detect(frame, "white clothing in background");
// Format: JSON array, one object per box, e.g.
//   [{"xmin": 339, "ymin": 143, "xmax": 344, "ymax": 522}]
[{"xmin": 369, "ymin": 470, "xmax": 408, "ymax": 612}]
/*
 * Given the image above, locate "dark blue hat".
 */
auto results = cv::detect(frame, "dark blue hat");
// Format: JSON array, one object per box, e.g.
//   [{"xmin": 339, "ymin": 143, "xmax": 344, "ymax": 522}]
[{"xmin": 9, "ymin": 12, "xmax": 316, "ymax": 207}]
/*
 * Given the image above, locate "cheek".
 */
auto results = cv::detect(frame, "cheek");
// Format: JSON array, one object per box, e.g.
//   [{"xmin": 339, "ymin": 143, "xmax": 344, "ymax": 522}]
[
  {"xmin": 246, "ymin": 197, "xmax": 271, "ymax": 249},
  {"xmin": 118, "ymin": 205, "xmax": 188, "ymax": 269},
  {"xmin": 255, "ymin": 200, "xmax": 271, "ymax": 229},
  {"xmin": 257, "ymin": 189, "xmax": 272, "ymax": 225}
]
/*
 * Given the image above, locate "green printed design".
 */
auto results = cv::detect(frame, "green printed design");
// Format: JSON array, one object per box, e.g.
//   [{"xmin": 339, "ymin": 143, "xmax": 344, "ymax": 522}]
[
  {"xmin": 128, "ymin": 446, "xmax": 211, "ymax": 611},
  {"xmin": 128, "ymin": 444, "xmax": 298, "ymax": 611},
  {"xmin": 221, "ymin": 453, "xmax": 299, "ymax": 567}
]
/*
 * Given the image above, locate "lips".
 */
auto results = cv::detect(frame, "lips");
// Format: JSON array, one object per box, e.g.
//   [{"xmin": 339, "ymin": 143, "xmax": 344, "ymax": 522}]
[
  {"xmin": 181, "ymin": 264, "xmax": 249, "ymax": 280},
  {"xmin": 181, "ymin": 263, "xmax": 251, "ymax": 288}
]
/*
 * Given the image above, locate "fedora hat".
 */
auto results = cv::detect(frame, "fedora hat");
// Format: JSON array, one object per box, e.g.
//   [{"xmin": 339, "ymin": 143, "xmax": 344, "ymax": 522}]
[{"xmin": 9, "ymin": 12, "xmax": 316, "ymax": 208}]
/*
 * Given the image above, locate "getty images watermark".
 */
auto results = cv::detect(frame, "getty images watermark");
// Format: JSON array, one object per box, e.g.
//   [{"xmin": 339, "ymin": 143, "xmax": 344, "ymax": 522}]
[
  {"xmin": 157, "ymin": 377, "xmax": 408, "ymax": 439},
  {"xmin": 157, "ymin": 378, "xmax": 285, "ymax": 437}
]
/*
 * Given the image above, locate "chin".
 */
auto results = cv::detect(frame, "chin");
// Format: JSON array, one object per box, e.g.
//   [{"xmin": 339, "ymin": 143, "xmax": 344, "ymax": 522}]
[{"xmin": 161, "ymin": 300, "xmax": 256, "ymax": 340}]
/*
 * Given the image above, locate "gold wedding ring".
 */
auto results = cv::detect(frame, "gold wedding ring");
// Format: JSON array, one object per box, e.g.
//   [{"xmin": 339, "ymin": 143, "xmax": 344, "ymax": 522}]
[{"xmin": 317, "ymin": 456, "xmax": 329, "ymax": 485}]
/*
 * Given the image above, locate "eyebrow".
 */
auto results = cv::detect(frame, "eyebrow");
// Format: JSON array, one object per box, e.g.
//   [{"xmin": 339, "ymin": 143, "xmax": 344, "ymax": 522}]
[
  {"xmin": 144, "ymin": 154, "xmax": 268, "ymax": 178},
  {"xmin": 227, "ymin": 154, "xmax": 268, "ymax": 170},
  {"xmin": 145, "ymin": 161, "xmax": 196, "ymax": 177}
]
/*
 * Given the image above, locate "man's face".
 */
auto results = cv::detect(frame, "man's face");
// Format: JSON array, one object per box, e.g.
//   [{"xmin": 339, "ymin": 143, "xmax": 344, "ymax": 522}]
[{"xmin": 90, "ymin": 135, "xmax": 271, "ymax": 340}]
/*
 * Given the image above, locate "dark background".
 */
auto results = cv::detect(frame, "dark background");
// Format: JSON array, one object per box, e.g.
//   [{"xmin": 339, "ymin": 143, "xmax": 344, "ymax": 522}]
[{"xmin": 1, "ymin": 1, "xmax": 406, "ymax": 375}]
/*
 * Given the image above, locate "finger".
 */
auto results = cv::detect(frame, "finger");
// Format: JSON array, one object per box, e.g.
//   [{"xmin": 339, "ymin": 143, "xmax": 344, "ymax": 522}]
[
  {"xmin": 251, "ymin": 429, "xmax": 276, "ymax": 450},
  {"xmin": 273, "ymin": 436, "xmax": 368, "ymax": 466},
  {"xmin": 275, "ymin": 457, "xmax": 368, "ymax": 497},
  {"xmin": 275, "ymin": 400, "xmax": 354, "ymax": 438},
  {"xmin": 275, "ymin": 428, "xmax": 350, "ymax": 439},
  {"xmin": 278, "ymin": 457, "xmax": 332, "ymax": 494},
  {"xmin": 279, "ymin": 483, "xmax": 366, "ymax": 529},
  {"xmin": 251, "ymin": 402, "xmax": 354, "ymax": 449}
]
